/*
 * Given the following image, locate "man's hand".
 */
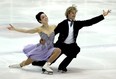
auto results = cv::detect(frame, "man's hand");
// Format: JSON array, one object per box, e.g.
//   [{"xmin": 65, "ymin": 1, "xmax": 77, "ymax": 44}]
[
  {"xmin": 40, "ymin": 39, "xmax": 46, "ymax": 45},
  {"xmin": 103, "ymin": 10, "xmax": 111, "ymax": 16}
]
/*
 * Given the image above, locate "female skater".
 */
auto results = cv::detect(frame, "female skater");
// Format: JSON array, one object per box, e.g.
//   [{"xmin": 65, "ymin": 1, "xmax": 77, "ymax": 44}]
[{"xmin": 7, "ymin": 12, "xmax": 61, "ymax": 74}]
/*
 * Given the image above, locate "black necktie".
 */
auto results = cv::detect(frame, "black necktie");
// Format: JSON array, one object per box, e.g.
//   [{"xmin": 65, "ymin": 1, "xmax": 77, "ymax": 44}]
[
  {"xmin": 67, "ymin": 19, "xmax": 74, "ymax": 27},
  {"xmin": 70, "ymin": 20, "xmax": 74, "ymax": 27}
]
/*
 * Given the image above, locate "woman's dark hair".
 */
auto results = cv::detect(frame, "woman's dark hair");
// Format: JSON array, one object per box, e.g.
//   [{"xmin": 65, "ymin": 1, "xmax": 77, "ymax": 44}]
[{"xmin": 36, "ymin": 12, "xmax": 44, "ymax": 23}]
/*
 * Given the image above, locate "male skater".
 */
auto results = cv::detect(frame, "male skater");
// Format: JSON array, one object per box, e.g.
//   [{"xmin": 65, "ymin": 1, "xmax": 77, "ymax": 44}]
[{"xmin": 32, "ymin": 5, "xmax": 111, "ymax": 73}]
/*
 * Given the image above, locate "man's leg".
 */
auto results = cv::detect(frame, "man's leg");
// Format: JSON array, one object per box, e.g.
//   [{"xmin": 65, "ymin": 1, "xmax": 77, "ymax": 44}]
[
  {"xmin": 58, "ymin": 56, "xmax": 73, "ymax": 72},
  {"xmin": 32, "ymin": 53, "xmax": 62, "ymax": 66},
  {"xmin": 32, "ymin": 61, "xmax": 46, "ymax": 67}
]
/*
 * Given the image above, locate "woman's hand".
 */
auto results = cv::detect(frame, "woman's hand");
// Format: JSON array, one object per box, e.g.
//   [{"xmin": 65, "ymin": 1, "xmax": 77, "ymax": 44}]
[
  {"xmin": 103, "ymin": 10, "xmax": 111, "ymax": 16},
  {"xmin": 7, "ymin": 24, "xmax": 15, "ymax": 30}
]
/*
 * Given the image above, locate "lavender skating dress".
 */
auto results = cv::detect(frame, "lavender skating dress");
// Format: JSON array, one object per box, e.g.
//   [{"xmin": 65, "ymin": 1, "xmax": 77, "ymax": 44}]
[{"xmin": 23, "ymin": 32, "xmax": 55, "ymax": 61}]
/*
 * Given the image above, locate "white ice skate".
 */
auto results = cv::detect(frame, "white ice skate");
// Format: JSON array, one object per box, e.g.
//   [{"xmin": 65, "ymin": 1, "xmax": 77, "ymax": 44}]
[{"xmin": 42, "ymin": 62, "xmax": 53, "ymax": 75}]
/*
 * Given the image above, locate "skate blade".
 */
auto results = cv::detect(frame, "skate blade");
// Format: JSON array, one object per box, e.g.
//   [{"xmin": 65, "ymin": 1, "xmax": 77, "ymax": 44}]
[
  {"xmin": 58, "ymin": 70, "xmax": 67, "ymax": 73},
  {"xmin": 42, "ymin": 69, "xmax": 53, "ymax": 75},
  {"xmin": 9, "ymin": 65, "xmax": 21, "ymax": 68}
]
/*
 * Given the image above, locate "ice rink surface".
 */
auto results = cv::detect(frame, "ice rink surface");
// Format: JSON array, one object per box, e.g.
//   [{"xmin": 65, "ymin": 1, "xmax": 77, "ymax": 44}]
[{"xmin": 0, "ymin": 0, "xmax": 116, "ymax": 79}]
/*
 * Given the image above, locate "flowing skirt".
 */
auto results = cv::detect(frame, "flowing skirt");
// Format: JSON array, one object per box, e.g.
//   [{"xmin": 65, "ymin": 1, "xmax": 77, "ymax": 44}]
[{"xmin": 23, "ymin": 43, "xmax": 55, "ymax": 61}]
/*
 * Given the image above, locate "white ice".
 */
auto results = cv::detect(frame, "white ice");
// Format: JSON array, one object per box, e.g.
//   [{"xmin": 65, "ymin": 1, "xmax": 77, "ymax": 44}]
[{"xmin": 0, "ymin": 0, "xmax": 116, "ymax": 79}]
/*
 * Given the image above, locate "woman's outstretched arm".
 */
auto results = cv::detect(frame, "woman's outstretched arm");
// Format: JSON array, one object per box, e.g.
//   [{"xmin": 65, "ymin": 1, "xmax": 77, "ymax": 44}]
[{"xmin": 7, "ymin": 24, "xmax": 41, "ymax": 34}]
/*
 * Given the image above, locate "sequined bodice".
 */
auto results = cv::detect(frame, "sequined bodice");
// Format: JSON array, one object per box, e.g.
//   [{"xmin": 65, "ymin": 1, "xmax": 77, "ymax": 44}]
[{"xmin": 39, "ymin": 32, "xmax": 55, "ymax": 45}]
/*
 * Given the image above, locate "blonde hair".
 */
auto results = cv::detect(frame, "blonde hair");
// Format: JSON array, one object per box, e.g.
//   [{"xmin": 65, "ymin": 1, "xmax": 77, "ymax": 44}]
[{"xmin": 65, "ymin": 4, "xmax": 78, "ymax": 18}]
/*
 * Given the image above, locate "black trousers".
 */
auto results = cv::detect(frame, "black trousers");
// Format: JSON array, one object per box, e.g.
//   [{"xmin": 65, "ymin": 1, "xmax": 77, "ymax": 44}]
[{"xmin": 54, "ymin": 42, "xmax": 80, "ymax": 70}]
